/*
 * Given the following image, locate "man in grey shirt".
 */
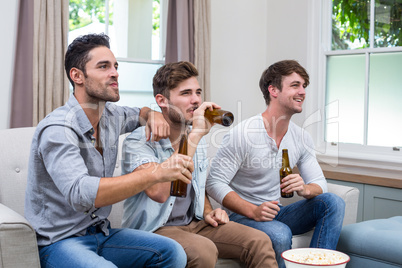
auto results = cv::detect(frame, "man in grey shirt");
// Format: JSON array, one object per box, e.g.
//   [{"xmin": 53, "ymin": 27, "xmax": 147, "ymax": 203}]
[
  {"xmin": 25, "ymin": 33, "xmax": 189, "ymax": 268},
  {"xmin": 206, "ymin": 60, "xmax": 345, "ymax": 268}
]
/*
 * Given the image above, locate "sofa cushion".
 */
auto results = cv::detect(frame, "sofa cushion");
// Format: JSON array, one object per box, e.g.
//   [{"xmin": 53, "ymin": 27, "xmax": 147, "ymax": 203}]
[
  {"xmin": 0, "ymin": 127, "xmax": 36, "ymax": 216},
  {"xmin": 337, "ymin": 216, "xmax": 402, "ymax": 267}
]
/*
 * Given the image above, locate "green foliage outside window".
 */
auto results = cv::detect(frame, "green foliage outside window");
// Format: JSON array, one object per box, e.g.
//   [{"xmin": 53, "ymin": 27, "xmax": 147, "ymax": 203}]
[
  {"xmin": 69, "ymin": 0, "xmax": 114, "ymax": 31},
  {"xmin": 332, "ymin": 0, "xmax": 402, "ymax": 50}
]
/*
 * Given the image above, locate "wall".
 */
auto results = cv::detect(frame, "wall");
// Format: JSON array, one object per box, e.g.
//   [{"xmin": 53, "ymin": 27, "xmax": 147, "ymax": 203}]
[
  {"xmin": 0, "ymin": 1, "xmax": 19, "ymax": 129},
  {"xmin": 210, "ymin": 0, "xmax": 311, "ymax": 127}
]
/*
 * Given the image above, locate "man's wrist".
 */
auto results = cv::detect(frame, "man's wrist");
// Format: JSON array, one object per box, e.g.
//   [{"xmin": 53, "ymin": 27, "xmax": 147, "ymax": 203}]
[{"xmin": 188, "ymin": 131, "xmax": 203, "ymax": 146}]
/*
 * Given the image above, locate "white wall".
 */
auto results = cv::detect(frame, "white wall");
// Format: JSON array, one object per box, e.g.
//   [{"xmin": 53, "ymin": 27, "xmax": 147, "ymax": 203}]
[
  {"xmin": 0, "ymin": 1, "xmax": 19, "ymax": 129},
  {"xmin": 210, "ymin": 0, "xmax": 268, "ymax": 125},
  {"xmin": 210, "ymin": 0, "xmax": 311, "ymax": 127}
]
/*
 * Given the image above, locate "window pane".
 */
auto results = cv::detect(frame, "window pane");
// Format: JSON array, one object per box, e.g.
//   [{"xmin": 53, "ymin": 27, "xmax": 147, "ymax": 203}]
[
  {"xmin": 332, "ymin": 0, "xmax": 370, "ymax": 50},
  {"xmin": 68, "ymin": 0, "xmax": 112, "ymax": 42},
  {"xmin": 116, "ymin": 61, "xmax": 162, "ymax": 108},
  {"xmin": 367, "ymin": 52, "xmax": 402, "ymax": 147},
  {"xmin": 325, "ymin": 55, "xmax": 366, "ymax": 144},
  {"xmin": 374, "ymin": 0, "xmax": 402, "ymax": 48},
  {"xmin": 112, "ymin": 0, "xmax": 163, "ymax": 60}
]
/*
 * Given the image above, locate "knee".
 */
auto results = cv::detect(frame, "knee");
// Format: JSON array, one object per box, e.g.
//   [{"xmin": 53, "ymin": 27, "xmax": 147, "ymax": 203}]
[
  {"xmin": 322, "ymin": 193, "xmax": 346, "ymax": 215},
  {"xmin": 264, "ymin": 225, "xmax": 292, "ymax": 252},
  {"xmin": 164, "ymin": 239, "xmax": 187, "ymax": 267},
  {"xmin": 186, "ymin": 237, "xmax": 218, "ymax": 267}
]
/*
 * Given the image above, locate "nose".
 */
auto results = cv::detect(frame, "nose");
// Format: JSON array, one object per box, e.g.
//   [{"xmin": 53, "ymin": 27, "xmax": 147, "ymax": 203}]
[
  {"xmin": 191, "ymin": 92, "xmax": 201, "ymax": 104},
  {"xmin": 111, "ymin": 66, "xmax": 119, "ymax": 78},
  {"xmin": 299, "ymin": 86, "xmax": 306, "ymax": 96}
]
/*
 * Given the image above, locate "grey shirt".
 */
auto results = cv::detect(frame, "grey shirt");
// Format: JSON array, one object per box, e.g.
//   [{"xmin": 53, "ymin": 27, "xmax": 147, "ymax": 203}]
[
  {"xmin": 25, "ymin": 95, "xmax": 140, "ymax": 246},
  {"xmin": 206, "ymin": 114, "xmax": 327, "ymax": 215}
]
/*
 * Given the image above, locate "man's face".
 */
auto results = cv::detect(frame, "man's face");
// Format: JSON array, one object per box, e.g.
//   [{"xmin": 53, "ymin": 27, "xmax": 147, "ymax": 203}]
[
  {"xmin": 277, "ymin": 72, "xmax": 306, "ymax": 114},
  {"xmin": 166, "ymin": 76, "xmax": 202, "ymax": 125},
  {"xmin": 83, "ymin": 46, "xmax": 120, "ymax": 102}
]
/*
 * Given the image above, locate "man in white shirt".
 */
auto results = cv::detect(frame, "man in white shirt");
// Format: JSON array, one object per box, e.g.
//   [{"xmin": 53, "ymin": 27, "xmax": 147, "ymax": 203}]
[{"xmin": 206, "ymin": 60, "xmax": 345, "ymax": 268}]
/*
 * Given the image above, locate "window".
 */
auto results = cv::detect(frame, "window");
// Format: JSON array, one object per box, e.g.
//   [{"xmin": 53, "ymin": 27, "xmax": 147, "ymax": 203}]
[
  {"xmin": 68, "ymin": 0, "xmax": 166, "ymax": 109},
  {"xmin": 319, "ymin": 0, "xmax": 402, "ymax": 167}
]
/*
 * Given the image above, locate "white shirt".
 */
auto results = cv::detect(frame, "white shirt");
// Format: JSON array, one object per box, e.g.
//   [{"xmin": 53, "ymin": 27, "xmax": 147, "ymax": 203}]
[{"xmin": 206, "ymin": 114, "xmax": 327, "ymax": 214}]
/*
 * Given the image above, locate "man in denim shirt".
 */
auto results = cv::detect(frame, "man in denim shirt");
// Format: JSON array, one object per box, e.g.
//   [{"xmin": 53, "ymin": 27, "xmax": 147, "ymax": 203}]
[
  {"xmin": 25, "ymin": 34, "xmax": 190, "ymax": 268},
  {"xmin": 122, "ymin": 61, "xmax": 278, "ymax": 268}
]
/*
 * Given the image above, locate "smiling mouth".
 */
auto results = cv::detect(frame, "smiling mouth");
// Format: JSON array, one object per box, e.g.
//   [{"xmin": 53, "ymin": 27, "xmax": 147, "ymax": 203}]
[{"xmin": 187, "ymin": 106, "xmax": 198, "ymax": 113}]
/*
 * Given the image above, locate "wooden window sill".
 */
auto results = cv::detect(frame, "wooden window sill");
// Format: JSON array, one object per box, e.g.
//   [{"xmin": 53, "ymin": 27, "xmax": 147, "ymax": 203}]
[{"xmin": 319, "ymin": 163, "xmax": 402, "ymax": 189}]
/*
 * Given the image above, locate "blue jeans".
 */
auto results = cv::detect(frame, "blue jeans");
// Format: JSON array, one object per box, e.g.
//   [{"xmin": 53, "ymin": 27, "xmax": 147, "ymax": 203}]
[
  {"xmin": 229, "ymin": 193, "xmax": 345, "ymax": 268},
  {"xmin": 39, "ymin": 225, "xmax": 187, "ymax": 268}
]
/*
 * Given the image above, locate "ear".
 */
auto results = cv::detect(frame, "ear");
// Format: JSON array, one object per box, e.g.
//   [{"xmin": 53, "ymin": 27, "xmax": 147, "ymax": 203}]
[
  {"xmin": 155, "ymin": 94, "xmax": 168, "ymax": 108},
  {"xmin": 268, "ymin": 85, "xmax": 279, "ymax": 98},
  {"xmin": 70, "ymin": 67, "xmax": 84, "ymax": 86}
]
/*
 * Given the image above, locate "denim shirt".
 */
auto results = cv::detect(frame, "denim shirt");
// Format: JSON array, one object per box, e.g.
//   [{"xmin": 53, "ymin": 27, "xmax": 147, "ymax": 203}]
[
  {"xmin": 25, "ymin": 95, "xmax": 141, "ymax": 246},
  {"xmin": 121, "ymin": 127, "xmax": 208, "ymax": 232}
]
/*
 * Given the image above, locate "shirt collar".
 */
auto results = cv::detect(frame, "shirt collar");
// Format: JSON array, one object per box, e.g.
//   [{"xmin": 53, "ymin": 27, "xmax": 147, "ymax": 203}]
[{"xmin": 66, "ymin": 94, "xmax": 97, "ymax": 136}]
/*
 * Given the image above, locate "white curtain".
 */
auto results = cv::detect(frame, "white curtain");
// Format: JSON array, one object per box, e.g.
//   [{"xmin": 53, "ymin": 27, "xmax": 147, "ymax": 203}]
[
  {"xmin": 33, "ymin": 0, "xmax": 70, "ymax": 125},
  {"xmin": 194, "ymin": 0, "xmax": 211, "ymax": 101}
]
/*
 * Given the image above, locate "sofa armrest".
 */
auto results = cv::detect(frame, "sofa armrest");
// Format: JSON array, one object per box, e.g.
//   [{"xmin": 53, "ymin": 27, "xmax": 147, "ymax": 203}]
[
  {"xmin": 0, "ymin": 204, "xmax": 40, "ymax": 268},
  {"xmin": 327, "ymin": 183, "xmax": 359, "ymax": 226}
]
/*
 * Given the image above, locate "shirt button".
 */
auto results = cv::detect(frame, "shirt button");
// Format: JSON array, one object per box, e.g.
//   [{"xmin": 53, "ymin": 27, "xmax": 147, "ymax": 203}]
[{"xmin": 15, "ymin": 168, "xmax": 20, "ymax": 173}]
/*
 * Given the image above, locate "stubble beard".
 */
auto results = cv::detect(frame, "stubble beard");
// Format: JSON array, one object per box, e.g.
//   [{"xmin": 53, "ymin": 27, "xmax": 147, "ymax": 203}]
[{"xmin": 85, "ymin": 77, "xmax": 120, "ymax": 103}]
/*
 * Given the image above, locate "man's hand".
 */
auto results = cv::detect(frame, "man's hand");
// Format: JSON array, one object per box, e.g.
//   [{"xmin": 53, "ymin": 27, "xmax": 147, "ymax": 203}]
[
  {"xmin": 145, "ymin": 110, "xmax": 170, "ymax": 141},
  {"xmin": 191, "ymin": 102, "xmax": 221, "ymax": 137},
  {"xmin": 251, "ymin": 201, "xmax": 280, "ymax": 222},
  {"xmin": 204, "ymin": 208, "xmax": 229, "ymax": 227},
  {"xmin": 280, "ymin": 173, "xmax": 310, "ymax": 197},
  {"xmin": 154, "ymin": 153, "xmax": 194, "ymax": 184}
]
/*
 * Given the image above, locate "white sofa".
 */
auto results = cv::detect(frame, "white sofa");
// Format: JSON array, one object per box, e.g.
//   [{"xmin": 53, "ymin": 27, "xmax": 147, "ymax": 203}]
[{"xmin": 0, "ymin": 127, "xmax": 359, "ymax": 268}]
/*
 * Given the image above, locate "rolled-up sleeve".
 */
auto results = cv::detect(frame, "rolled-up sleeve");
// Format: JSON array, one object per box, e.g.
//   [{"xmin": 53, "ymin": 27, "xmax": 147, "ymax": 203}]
[
  {"xmin": 38, "ymin": 126, "xmax": 100, "ymax": 212},
  {"xmin": 122, "ymin": 127, "xmax": 160, "ymax": 176}
]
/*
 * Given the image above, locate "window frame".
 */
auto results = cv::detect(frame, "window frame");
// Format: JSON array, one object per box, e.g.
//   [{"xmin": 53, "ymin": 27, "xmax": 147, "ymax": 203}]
[
  {"xmin": 308, "ymin": 0, "xmax": 402, "ymax": 171},
  {"xmin": 68, "ymin": 0, "xmax": 167, "ymax": 108}
]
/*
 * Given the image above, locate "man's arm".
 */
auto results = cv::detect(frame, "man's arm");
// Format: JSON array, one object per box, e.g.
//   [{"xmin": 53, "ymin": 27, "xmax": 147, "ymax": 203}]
[
  {"xmin": 222, "ymin": 191, "xmax": 280, "ymax": 222},
  {"xmin": 95, "ymin": 153, "xmax": 193, "ymax": 207},
  {"xmin": 280, "ymin": 173, "xmax": 323, "ymax": 199},
  {"xmin": 206, "ymin": 125, "xmax": 246, "ymax": 205},
  {"xmin": 203, "ymin": 194, "xmax": 229, "ymax": 227},
  {"xmin": 139, "ymin": 107, "xmax": 170, "ymax": 141},
  {"xmin": 286, "ymin": 132, "xmax": 327, "ymax": 199}
]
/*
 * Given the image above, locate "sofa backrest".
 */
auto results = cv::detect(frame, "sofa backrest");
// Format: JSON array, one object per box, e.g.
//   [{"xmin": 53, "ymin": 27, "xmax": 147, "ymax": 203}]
[
  {"xmin": 0, "ymin": 127, "xmax": 36, "ymax": 216},
  {"xmin": 0, "ymin": 127, "xmax": 126, "ymax": 227}
]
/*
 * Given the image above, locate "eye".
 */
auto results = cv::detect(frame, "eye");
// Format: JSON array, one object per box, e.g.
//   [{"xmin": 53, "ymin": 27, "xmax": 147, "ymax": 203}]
[{"xmin": 99, "ymin": 65, "xmax": 107, "ymax": 69}]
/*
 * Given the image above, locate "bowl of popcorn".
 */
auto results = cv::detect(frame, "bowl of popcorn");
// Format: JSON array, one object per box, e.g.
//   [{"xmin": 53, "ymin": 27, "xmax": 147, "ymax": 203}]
[{"xmin": 281, "ymin": 248, "xmax": 350, "ymax": 268}]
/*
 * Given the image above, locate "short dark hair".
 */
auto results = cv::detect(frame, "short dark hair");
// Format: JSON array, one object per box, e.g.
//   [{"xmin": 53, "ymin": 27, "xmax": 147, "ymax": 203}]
[
  {"xmin": 259, "ymin": 60, "xmax": 310, "ymax": 105},
  {"xmin": 153, "ymin": 61, "xmax": 199, "ymax": 98},
  {"xmin": 65, "ymin": 33, "xmax": 110, "ymax": 88}
]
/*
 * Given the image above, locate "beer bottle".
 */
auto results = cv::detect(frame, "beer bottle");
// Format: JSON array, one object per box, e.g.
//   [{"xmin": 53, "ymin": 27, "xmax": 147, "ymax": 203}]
[
  {"xmin": 280, "ymin": 149, "xmax": 294, "ymax": 198},
  {"xmin": 204, "ymin": 108, "xmax": 234, "ymax": 127},
  {"xmin": 170, "ymin": 132, "xmax": 189, "ymax": 197}
]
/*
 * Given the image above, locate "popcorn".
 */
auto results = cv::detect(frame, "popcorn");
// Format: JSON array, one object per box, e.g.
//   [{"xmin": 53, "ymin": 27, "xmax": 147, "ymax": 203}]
[{"xmin": 288, "ymin": 251, "xmax": 347, "ymax": 265}]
